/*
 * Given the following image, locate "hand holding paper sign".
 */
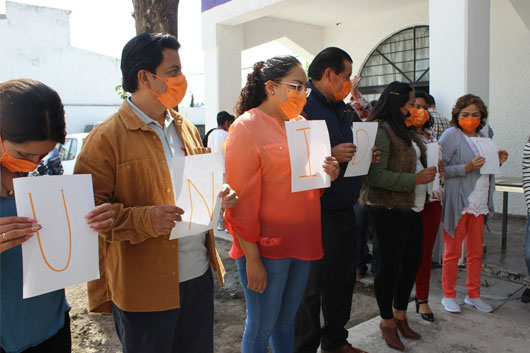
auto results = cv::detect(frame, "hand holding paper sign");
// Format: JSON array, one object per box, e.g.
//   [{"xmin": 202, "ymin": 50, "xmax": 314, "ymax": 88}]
[
  {"xmin": 219, "ymin": 183, "xmax": 239, "ymax": 209},
  {"xmin": 0, "ymin": 216, "xmax": 40, "ymax": 253},
  {"xmin": 322, "ymin": 156, "xmax": 340, "ymax": 182},
  {"xmin": 85, "ymin": 203, "xmax": 116, "ymax": 233},
  {"xmin": 498, "ymin": 150, "xmax": 509, "ymax": 165},
  {"xmin": 151, "ymin": 205, "xmax": 185, "ymax": 236},
  {"xmin": 470, "ymin": 137, "xmax": 500, "ymax": 174},
  {"xmin": 332, "ymin": 143, "xmax": 356, "ymax": 163},
  {"xmin": 14, "ymin": 174, "xmax": 99, "ymax": 298},
  {"xmin": 465, "ymin": 156, "xmax": 486, "ymax": 172},
  {"xmin": 415, "ymin": 167, "xmax": 436, "ymax": 184}
]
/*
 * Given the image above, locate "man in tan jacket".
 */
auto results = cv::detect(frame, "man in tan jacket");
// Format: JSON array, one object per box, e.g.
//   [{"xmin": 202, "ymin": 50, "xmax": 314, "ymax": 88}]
[{"xmin": 75, "ymin": 32, "xmax": 237, "ymax": 353}]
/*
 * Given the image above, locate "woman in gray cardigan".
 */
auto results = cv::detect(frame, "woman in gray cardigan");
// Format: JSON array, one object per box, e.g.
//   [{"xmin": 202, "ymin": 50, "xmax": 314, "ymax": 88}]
[{"xmin": 439, "ymin": 94, "xmax": 508, "ymax": 314}]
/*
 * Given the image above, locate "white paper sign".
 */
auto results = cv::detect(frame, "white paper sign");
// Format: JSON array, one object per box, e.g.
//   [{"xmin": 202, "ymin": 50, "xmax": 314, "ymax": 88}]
[
  {"xmin": 285, "ymin": 120, "xmax": 331, "ymax": 193},
  {"xmin": 344, "ymin": 122, "xmax": 378, "ymax": 177},
  {"xmin": 170, "ymin": 153, "xmax": 223, "ymax": 239},
  {"xmin": 426, "ymin": 142, "xmax": 441, "ymax": 194},
  {"xmin": 14, "ymin": 175, "xmax": 98, "ymax": 299},
  {"xmin": 471, "ymin": 137, "xmax": 500, "ymax": 175}
]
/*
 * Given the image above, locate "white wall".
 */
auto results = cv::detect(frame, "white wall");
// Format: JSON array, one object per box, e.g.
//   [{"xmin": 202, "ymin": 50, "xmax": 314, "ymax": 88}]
[
  {"xmin": 0, "ymin": 2, "xmax": 122, "ymax": 134},
  {"xmin": 489, "ymin": 0, "xmax": 530, "ymax": 215},
  {"xmin": 179, "ymin": 106, "xmax": 206, "ymax": 126},
  {"xmin": 321, "ymin": 1, "xmax": 429, "ymax": 76}
]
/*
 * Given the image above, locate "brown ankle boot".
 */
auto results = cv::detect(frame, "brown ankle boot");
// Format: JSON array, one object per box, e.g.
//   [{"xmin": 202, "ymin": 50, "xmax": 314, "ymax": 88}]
[
  {"xmin": 395, "ymin": 318, "xmax": 421, "ymax": 339},
  {"xmin": 379, "ymin": 321, "xmax": 405, "ymax": 351}
]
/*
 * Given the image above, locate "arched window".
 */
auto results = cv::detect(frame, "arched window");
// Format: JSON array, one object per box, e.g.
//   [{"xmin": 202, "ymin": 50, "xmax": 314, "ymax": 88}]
[{"xmin": 359, "ymin": 26, "xmax": 429, "ymax": 101}]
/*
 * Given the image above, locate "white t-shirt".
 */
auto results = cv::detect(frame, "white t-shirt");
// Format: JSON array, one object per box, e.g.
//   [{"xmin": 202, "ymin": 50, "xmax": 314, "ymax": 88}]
[
  {"xmin": 412, "ymin": 141, "xmax": 427, "ymax": 213},
  {"xmin": 208, "ymin": 129, "xmax": 228, "ymax": 153}
]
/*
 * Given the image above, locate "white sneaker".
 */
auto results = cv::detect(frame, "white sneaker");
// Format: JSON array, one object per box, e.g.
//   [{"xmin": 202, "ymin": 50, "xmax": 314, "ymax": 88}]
[
  {"xmin": 464, "ymin": 296, "xmax": 493, "ymax": 313},
  {"xmin": 441, "ymin": 297, "xmax": 461, "ymax": 313}
]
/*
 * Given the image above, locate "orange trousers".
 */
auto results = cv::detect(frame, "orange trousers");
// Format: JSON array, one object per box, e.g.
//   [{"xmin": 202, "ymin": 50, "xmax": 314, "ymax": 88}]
[{"xmin": 441, "ymin": 213, "xmax": 485, "ymax": 299}]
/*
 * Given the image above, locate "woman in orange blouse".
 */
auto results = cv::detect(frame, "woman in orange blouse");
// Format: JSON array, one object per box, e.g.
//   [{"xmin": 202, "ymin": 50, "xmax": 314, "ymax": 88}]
[{"xmin": 224, "ymin": 55, "xmax": 339, "ymax": 353}]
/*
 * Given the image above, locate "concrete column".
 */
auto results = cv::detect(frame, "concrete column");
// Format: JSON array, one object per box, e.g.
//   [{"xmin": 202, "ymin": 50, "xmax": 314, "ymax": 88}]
[
  {"xmin": 429, "ymin": 0, "xmax": 490, "ymax": 119},
  {"xmin": 203, "ymin": 24, "xmax": 243, "ymax": 131}
]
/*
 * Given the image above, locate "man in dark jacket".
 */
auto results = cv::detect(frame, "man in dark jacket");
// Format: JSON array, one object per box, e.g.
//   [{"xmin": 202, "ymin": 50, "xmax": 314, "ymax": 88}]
[{"xmin": 295, "ymin": 47, "xmax": 368, "ymax": 353}]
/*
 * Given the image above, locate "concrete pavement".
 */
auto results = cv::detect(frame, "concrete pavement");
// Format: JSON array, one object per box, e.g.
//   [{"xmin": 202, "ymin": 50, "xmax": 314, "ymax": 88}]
[{"xmin": 343, "ymin": 268, "xmax": 530, "ymax": 353}]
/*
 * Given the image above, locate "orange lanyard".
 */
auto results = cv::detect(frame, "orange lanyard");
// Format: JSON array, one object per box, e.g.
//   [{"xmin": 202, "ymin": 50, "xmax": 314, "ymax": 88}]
[{"xmin": 28, "ymin": 189, "xmax": 72, "ymax": 272}]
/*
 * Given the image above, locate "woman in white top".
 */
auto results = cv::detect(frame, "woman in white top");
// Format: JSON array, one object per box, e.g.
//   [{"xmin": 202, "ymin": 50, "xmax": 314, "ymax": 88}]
[{"xmin": 439, "ymin": 94, "xmax": 508, "ymax": 313}]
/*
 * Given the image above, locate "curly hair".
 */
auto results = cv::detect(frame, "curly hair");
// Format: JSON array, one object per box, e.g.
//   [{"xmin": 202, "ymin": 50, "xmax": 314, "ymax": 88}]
[
  {"xmin": 234, "ymin": 56, "xmax": 301, "ymax": 117},
  {"xmin": 450, "ymin": 94, "xmax": 488, "ymax": 132}
]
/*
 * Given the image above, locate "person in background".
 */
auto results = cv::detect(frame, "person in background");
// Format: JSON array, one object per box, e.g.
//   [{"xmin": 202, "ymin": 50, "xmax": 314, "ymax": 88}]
[
  {"xmin": 207, "ymin": 111, "xmax": 235, "ymax": 155},
  {"xmin": 360, "ymin": 81, "xmax": 436, "ymax": 351},
  {"xmin": 349, "ymin": 75, "xmax": 372, "ymax": 120},
  {"xmin": 406, "ymin": 102, "xmax": 444, "ymax": 322},
  {"xmin": 295, "ymin": 47, "xmax": 374, "ymax": 353},
  {"xmin": 521, "ymin": 137, "xmax": 530, "ymax": 303},
  {"xmin": 207, "ymin": 110, "xmax": 235, "ymax": 232},
  {"xmin": 439, "ymin": 94, "xmax": 508, "ymax": 314},
  {"xmin": 74, "ymin": 33, "xmax": 237, "ymax": 353},
  {"xmin": 0, "ymin": 78, "xmax": 114, "ymax": 353},
  {"xmin": 415, "ymin": 91, "xmax": 450, "ymax": 141},
  {"xmin": 225, "ymin": 55, "xmax": 339, "ymax": 353}
]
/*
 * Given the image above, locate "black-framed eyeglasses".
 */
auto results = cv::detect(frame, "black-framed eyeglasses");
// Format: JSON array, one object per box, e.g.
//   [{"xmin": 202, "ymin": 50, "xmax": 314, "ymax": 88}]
[{"xmin": 275, "ymin": 81, "xmax": 312, "ymax": 97}]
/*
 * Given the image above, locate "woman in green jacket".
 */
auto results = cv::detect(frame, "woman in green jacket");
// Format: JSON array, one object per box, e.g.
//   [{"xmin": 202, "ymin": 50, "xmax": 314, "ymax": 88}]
[{"xmin": 360, "ymin": 81, "xmax": 436, "ymax": 351}]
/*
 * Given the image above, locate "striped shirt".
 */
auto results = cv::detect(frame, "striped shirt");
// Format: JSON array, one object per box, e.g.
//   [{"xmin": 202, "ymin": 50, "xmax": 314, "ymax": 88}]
[
  {"xmin": 428, "ymin": 107, "xmax": 452, "ymax": 140},
  {"xmin": 523, "ymin": 140, "xmax": 530, "ymax": 212}
]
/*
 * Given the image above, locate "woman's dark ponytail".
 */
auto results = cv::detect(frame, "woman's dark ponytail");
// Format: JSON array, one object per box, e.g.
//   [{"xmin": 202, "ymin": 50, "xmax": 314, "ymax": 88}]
[
  {"xmin": 235, "ymin": 61, "xmax": 267, "ymax": 117},
  {"xmin": 234, "ymin": 55, "xmax": 301, "ymax": 117}
]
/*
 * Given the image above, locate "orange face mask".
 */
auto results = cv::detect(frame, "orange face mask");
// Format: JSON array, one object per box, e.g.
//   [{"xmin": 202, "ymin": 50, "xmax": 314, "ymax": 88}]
[
  {"xmin": 405, "ymin": 107, "xmax": 430, "ymax": 128},
  {"xmin": 0, "ymin": 138, "xmax": 41, "ymax": 173},
  {"xmin": 458, "ymin": 117, "xmax": 481, "ymax": 132},
  {"xmin": 272, "ymin": 85, "xmax": 307, "ymax": 120},
  {"xmin": 328, "ymin": 71, "xmax": 352, "ymax": 102},
  {"xmin": 148, "ymin": 73, "xmax": 188, "ymax": 109}
]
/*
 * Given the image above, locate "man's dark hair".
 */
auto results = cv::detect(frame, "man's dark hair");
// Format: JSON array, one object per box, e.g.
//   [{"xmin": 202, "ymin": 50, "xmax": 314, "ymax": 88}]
[
  {"xmin": 307, "ymin": 47, "xmax": 353, "ymax": 81},
  {"xmin": 121, "ymin": 32, "xmax": 181, "ymax": 93},
  {"xmin": 217, "ymin": 111, "xmax": 235, "ymax": 126},
  {"xmin": 428, "ymin": 94, "xmax": 436, "ymax": 106},
  {"xmin": 414, "ymin": 90, "xmax": 433, "ymax": 106},
  {"xmin": 0, "ymin": 79, "xmax": 66, "ymax": 144}
]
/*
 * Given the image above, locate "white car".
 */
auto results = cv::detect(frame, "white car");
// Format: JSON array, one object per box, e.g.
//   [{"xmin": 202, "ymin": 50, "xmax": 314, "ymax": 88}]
[{"xmin": 58, "ymin": 133, "xmax": 88, "ymax": 175}]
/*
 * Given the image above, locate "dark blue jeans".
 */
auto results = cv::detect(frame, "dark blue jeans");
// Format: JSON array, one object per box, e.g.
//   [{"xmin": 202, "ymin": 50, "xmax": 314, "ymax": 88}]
[
  {"xmin": 111, "ymin": 268, "xmax": 213, "ymax": 353},
  {"xmin": 236, "ymin": 257, "xmax": 310, "ymax": 353}
]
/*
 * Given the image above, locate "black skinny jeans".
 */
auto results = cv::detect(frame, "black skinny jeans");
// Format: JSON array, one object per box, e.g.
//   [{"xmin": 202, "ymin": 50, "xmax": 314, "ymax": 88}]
[{"xmin": 367, "ymin": 206, "xmax": 423, "ymax": 320}]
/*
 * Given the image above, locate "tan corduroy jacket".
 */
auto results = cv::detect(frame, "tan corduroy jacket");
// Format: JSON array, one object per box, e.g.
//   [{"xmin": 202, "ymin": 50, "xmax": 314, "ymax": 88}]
[{"xmin": 74, "ymin": 101, "xmax": 225, "ymax": 313}]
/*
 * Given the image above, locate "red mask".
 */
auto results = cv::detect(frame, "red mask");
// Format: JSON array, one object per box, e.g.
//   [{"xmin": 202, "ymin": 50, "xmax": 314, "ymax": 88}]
[
  {"xmin": 148, "ymin": 73, "xmax": 188, "ymax": 109},
  {"xmin": 0, "ymin": 138, "xmax": 40, "ymax": 173},
  {"xmin": 328, "ymin": 71, "xmax": 352, "ymax": 102},
  {"xmin": 405, "ymin": 107, "xmax": 430, "ymax": 128},
  {"xmin": 272, "ymin": 85, "xmax": 307, "ymax": 119},
  {"xmin": 458, "ymin": 117, "xmax": 481, "ymax": 132}
]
